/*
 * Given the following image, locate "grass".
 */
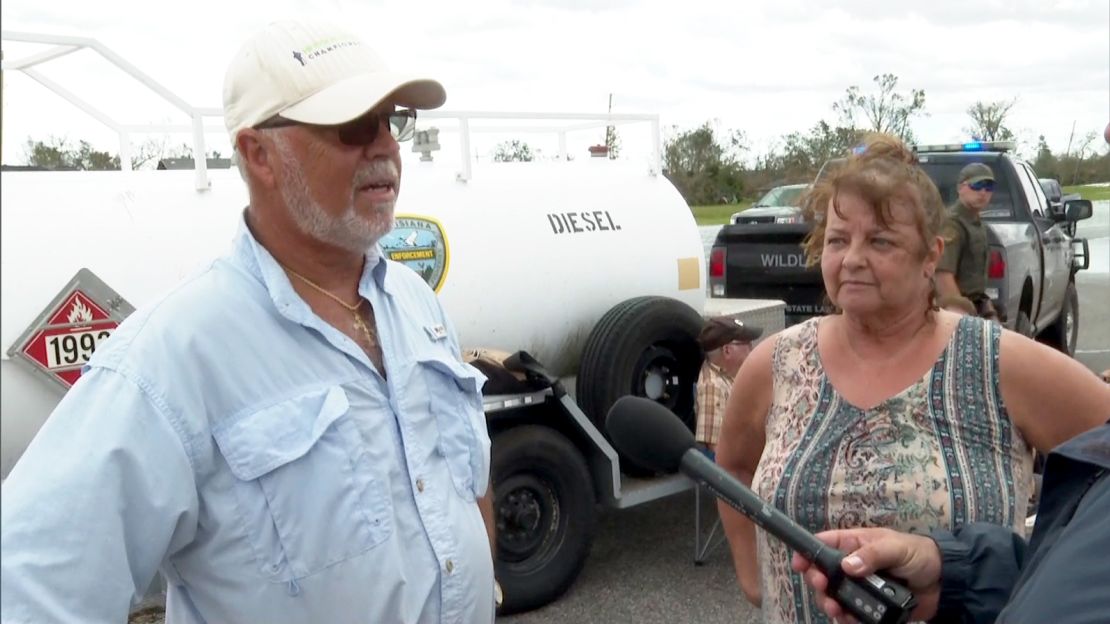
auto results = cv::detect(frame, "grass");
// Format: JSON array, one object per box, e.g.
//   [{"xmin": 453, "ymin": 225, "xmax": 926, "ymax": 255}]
[
  {"xmin": 1063, "ymin": 183, "xmax": 1110, "ymax": 202},
  {"xmin": 691, "ymin": 201, "xmax": 752, "ymax": 226}
]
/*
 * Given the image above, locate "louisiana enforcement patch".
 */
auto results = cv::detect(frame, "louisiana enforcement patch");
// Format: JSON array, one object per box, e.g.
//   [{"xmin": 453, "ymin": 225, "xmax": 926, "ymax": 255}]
[{"xmin": 381, "ymin": 215, "xmax": 450, "ymax": 293}]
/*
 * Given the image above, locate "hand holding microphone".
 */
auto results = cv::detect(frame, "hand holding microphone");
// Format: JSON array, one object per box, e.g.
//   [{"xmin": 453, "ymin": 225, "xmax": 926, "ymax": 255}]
[
  {"xmin": 791, "ymin": 528, "xmax": 942, "ymax": 623},
  {"xmin": 606, "ymin": 396, "xmax": 917, "ymax": 624}
]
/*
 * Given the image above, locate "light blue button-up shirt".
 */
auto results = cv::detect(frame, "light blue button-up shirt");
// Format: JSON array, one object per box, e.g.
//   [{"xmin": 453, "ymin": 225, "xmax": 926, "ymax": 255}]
[{"xmin": 0, "ymin": 216, "xmax": 494, "ymax": 624}]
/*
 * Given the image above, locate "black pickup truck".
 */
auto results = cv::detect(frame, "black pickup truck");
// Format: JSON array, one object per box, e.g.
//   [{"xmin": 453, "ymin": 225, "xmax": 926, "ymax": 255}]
[{"xmin": 708, "ymin": 141, "xmax": 1094, "ymax": 354}]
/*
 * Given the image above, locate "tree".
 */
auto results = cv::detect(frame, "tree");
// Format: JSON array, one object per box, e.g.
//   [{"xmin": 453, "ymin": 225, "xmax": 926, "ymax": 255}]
[
  {"xmin": 24, "ymin": 137, "xmax": 77, "ymax": 170},
  {"xmin": 1032, "ymin": 135, "xmax": 1058, "ymax": 179},
  {"xmin": 776, "ymin": 121, "xmax": 862, "ymax": 177},
  {"xmin": 23, "ymin": 137, "xmax": 120, "ymax": 170},
  {"xmin": 21, "ymin": 136, "xmax": 182, "ymax": 170},
  {"xmin": 492, "ymin": 139, "xmax": 534, "ymax": 162},
  {"xmin": 662, "ymin": 121, "xmax": 746, "ymax": 205},
  {"xmin": 965, "ymin": 99, "xmax": 1017, "ymax": 142},
  {"xmin": 832, "ymin": 73, "xmax": 926, "ymax": 143},
  {"xmin": 746, "ymin": 121, "xmax": 862, "ymax": 195},
  {"xmin": 1064, "ymin": 131, "xmax": 1101, "ymax": 185}
]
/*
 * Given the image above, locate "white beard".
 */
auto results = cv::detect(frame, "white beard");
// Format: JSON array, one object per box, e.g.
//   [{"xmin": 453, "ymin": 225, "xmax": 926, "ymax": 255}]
[{"xmin": 273, "ymin": 135, "xmax": 397, "ymax": 254}]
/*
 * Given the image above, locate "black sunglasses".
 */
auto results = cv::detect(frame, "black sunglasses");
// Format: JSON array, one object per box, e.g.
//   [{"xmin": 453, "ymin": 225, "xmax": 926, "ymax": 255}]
[
  {"xmin": 967, "ymin": 179, "xmax": 995, "ymax": 192},
  {"xmin": 254, "ymin": 109, "xmax": 418, "ymax": 146}
]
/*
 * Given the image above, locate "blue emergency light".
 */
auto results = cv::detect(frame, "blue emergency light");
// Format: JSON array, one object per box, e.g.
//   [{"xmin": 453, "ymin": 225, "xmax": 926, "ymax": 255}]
[{"xmin": 914, "ymin": 140, "xmax": 1014, "ymax": 153}]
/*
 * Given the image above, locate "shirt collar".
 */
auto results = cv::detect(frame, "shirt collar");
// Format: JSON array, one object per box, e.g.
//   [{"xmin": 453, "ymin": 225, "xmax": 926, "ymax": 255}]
[
  {"xmin": 230, "ymin": 210, "xmax": 396, "ymax": 322},
  {"xmin": 702, "ymin": 360, "xmax": 733, "ymax": 383}
]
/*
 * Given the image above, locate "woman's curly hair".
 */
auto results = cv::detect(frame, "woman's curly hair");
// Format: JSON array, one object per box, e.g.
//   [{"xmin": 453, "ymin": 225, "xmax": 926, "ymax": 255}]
[{"xmin": 799, "ymin": 133, "xmax": 947, "ymax": 312}]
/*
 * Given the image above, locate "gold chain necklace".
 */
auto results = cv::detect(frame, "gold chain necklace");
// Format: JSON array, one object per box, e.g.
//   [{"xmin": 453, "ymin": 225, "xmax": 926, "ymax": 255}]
[{"xmin": 280, "ymin": 264, "xmax": 378, "ymax": 348}]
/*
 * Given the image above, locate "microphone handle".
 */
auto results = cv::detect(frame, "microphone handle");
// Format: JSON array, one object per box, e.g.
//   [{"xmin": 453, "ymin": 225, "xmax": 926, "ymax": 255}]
[
  {"xmin": 681, "ymin": 450, "xmax": 842, "ymax": 570},
  {"xmin": 680, "ymin": 450, "xmax": 917, "ymax": 624}
]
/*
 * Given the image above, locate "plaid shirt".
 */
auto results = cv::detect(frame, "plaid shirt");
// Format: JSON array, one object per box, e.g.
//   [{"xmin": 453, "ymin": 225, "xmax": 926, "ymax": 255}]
[{"xmin": 695, "ymin": 360, "xmax": 734, "ymax": 446}]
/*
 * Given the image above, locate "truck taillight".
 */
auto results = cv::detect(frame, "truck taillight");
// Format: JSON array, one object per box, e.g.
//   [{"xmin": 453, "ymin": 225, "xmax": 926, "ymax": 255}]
[
  {"xmin": 709, "ymin": 248, "xmax": 725, "ymax": 278},
  {"xmin": 988, "ymin": 249, "xmax": 1005, "ymax": 279}
]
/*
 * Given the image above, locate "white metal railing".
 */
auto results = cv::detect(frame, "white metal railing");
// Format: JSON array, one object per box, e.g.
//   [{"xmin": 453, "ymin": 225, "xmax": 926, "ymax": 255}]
[
  {"xmin": 419, "ymin": 110, "xmax": 662, "ymax": 182},
  {"xmin": 2, "ymin": 30, "xmax": 223, "ymax": 191},
  {"xmin": 2, "ymin": 31, "xmax": 663, "ymax": 188}
]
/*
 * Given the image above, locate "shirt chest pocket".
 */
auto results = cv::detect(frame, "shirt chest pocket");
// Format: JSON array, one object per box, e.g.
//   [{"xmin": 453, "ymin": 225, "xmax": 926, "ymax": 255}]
[
  {"xmin": 213, "ymin": 386, "xmax": 393, "ymax": 582},
  {"xmin": 416, "ymin": 353, "xmax": 490, "ymax": 502}
]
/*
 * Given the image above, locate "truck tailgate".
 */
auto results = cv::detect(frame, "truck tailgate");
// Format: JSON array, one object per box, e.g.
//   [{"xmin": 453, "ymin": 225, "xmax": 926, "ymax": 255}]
[{"xmin": 710, "ymin": 224, "xmax": 831, "ymax": 324}]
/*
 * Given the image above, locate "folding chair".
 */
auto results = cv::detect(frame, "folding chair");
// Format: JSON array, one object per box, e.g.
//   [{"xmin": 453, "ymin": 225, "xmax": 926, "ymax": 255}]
[{"xmin": 693, "ymin": 448, "xmax": 727, "ymax": 565}]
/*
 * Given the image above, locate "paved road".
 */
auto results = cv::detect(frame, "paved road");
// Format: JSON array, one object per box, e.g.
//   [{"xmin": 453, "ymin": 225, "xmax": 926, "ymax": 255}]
[
  {"xmin": 1073, "ymin": 202, "xmax": 1110, "ymax": 376},
  {"xmin": 498, "ymin": 490, "xmax": 761, "ymax": 624}
]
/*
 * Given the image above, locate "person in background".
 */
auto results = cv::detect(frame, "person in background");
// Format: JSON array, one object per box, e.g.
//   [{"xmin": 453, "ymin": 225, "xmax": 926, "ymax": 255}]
[
  {"xmin": 1, "ymin": 20, "xmax": 497, "ymax": 624},
  {"xmin": 936, "ymin": 162, "xmax": 1000, "ymax": 320},
  {"xmin": 714, "ymin": 133, "xmax": 1108, "ymax": 623},
  {"xmin": 694, "ymin": 315, "xmax": 763, "ymax": 456},
  {"xmin": 792, "ymin": 420, "xmax": 1109, "ymax": 624}
]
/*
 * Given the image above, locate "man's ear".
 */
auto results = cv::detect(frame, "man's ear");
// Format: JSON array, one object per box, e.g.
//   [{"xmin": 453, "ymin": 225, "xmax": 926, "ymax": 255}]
[{"xmin": 235, "ymin": 129, "xmax": 279, "ymax": 189}]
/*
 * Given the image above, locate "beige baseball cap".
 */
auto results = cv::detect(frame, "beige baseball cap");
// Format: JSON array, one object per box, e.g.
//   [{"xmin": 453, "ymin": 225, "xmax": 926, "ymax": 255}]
[{"xmin": 223, "ymin": 20, "xmax": 446, "ymax": 146}]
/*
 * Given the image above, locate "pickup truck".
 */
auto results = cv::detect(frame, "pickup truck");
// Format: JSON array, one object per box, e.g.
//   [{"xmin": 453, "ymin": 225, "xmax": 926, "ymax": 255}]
[
  {"xmin": 708, "ymin": 141, "xmax": 1094, "ymax": 355},
  {"xmin": 729, "ymin": 183, "xmax": 808, "ymax": 224}
]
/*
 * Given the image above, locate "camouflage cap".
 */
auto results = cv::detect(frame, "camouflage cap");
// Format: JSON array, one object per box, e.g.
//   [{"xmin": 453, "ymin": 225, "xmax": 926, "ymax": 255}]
[
  {"xmin": 958, "ymin": 162, "xmax": 995, "ymax": 185},
  {"xmin": 697, "ymin": 315, "xmax": 763, "ymax": 352}
]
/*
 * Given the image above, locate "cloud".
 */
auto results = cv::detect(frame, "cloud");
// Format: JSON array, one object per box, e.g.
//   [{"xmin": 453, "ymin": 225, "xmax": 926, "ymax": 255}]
[{"xmin": 1, "ymin": 0, "xmax": 1106, "ymax": 165}]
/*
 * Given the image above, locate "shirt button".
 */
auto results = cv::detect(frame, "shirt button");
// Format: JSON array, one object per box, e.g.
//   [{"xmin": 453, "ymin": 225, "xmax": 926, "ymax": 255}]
[
  {"xmin": 445, "ymin": 559, "xmax": 454, "ymax": 574},
  {"xmin": 416, "ymin": 479, "xmax": 425, "ymax": 493}
]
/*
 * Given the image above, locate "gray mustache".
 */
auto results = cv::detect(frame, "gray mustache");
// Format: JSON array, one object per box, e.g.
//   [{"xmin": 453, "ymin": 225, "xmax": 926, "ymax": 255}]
[{"xmin": 354, "ymin": 159, "xmax": 399, "ymax": 189}]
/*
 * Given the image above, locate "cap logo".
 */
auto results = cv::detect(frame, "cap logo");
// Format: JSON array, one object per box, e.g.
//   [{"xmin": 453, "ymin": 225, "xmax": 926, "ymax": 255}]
[{"xmin": 292, "ymin": 37, "xmax": 362, "ymax": 66}]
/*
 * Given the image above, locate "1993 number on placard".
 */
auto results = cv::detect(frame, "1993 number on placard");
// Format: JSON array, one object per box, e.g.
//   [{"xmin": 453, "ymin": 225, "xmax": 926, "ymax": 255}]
[{"xmin": 44, "ymin": 329, "xmax": 113, "ymax": 369}]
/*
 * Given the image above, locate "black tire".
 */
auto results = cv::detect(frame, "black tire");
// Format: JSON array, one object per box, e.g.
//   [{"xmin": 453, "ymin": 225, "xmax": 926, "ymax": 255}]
[
  {"xmin": 1044, "ymin": 282, "xmax": 1079, "ymax": 356},
  {"xmin": 576, "ymin": 296, "xmax": 704, "ymax": 473},
  {"xmin": 493, "ymin": 426, "xmax": 596, "ymax": 615}
]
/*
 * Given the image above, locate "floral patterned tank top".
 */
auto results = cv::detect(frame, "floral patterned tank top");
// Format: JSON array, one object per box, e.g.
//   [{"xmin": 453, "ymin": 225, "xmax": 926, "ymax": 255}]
[{"xmin": 752, "ymin": 315, "xmax": 1033, "ymax": 624}]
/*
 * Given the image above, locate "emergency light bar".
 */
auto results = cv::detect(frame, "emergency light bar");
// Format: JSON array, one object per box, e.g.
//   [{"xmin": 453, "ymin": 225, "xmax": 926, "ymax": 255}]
[{"xmin": 913, "ymin": 141, "xmax": 1015, "ymax": 153}]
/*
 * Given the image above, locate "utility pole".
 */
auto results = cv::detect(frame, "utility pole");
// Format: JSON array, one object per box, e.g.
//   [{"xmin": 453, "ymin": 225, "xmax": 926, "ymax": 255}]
[{"xmin": 1062, "ymin": 120, "xmax": 1078, "ymax": 185}]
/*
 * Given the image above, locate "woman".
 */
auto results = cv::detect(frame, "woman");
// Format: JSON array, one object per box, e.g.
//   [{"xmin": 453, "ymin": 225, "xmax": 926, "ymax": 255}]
[{"xmin": 715, "ymin": 134, "xmax": 1110, "ymax": 623}]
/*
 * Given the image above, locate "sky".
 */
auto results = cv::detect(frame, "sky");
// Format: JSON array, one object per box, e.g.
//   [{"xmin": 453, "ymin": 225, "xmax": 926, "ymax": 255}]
[{"xmin": 2, "ymin": 0, "xmax": 1108, "ymax": 169}]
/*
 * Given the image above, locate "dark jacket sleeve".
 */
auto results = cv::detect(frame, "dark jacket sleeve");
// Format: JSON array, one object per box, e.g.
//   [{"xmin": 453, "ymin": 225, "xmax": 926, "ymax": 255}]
[
  {"xmin": 929, "ymin": 523, "xmax": 1027, "ymax": 624},
  {"xmin": 994, "ymin": 473, "xmax": 1110, "ymax": 624}
]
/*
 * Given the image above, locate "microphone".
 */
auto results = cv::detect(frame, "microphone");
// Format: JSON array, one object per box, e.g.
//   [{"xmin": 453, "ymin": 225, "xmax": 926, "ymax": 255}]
[{"xmin": 605, "ymin": 396, "xmax": 917, "ymax": 624}]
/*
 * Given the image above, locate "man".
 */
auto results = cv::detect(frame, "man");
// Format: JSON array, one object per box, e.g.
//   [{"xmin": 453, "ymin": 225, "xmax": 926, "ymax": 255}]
[
  {"xmin": 1, "ymin": 20, "xmax": 496, "ymax": 624},
  {"xmin": 937, "ymin": 162, "xmax": 999, "ymax": 320},
  {"xmin": 694, "ymin": 315, "xmax": 762, "ymax": 455},
  {"xmin": 792, "ymin": 421, "xmax": 1109, "ymax": 623}
]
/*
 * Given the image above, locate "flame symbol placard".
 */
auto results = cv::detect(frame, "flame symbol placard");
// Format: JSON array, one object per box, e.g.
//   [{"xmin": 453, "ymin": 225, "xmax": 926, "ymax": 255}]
[{"xmin": 66, "ymin": 300, "xmax": 94, "ymax": 324}]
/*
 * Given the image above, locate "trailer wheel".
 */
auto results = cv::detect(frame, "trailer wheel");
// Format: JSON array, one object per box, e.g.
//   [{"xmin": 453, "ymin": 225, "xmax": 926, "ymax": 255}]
[
  {"xmin": 1042, "ymin": 282, "xmax": 1079, "ymax": 356},
  {"xmin": 577, "ymin": 296, "xmax": 703, "ymax": 473},
  {"xmin": 493, "ymin": 426, "xmax": 596, "ymax": 615}
]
